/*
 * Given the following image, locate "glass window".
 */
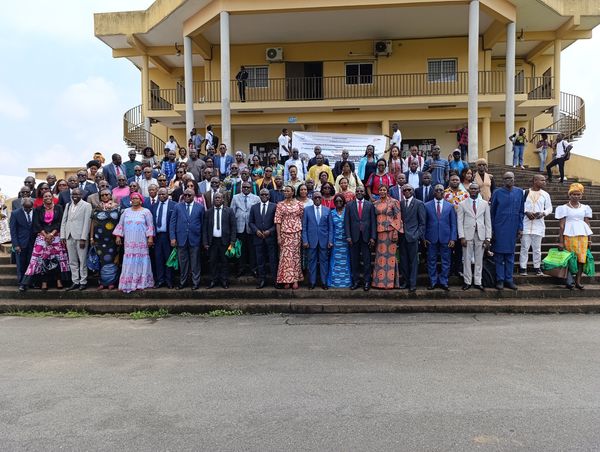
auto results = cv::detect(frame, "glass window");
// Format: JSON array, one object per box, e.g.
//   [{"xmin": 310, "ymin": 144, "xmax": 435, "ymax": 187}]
[
  {"xmin": 427, "ymin": 59, "xmax": 457, "ymax": 82},
  {"xmin": 246, "ymin": 66, "xmax": 269, "ymax": 88},
  {"xmin": 345, "ymin": 63, "xmax": 373, "ymax": 85}
]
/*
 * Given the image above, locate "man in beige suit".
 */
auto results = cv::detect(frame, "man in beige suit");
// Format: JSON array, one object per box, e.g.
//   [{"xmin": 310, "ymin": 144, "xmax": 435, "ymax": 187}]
[
  {"xmin": 86, "ymin": 180, "xmax": 110, "ymax": 209},
  {"xmin": 60, "ymin": 188, "xmax": 92, "ymax": 291},
  {"xmin": 457, "ymin": 183, "xmax": 491, "ymax": 291}
]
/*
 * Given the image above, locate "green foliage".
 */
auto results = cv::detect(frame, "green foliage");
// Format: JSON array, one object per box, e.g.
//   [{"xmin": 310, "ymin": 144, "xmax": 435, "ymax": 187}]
[{"xmin": 129, "ymin": 308, "xmax": 170, "ymax": 320}]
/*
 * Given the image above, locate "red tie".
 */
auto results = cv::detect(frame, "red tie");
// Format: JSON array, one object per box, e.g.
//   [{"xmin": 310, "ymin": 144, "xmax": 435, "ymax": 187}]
[
  {"xmin": 116, "ymin": 165, "xmax": 121, "ymax": 176},
  {"xmin": 358, "ymin": 200, "xmax": 363, "ymax": 219},
  {"xmin": 436, "ymin": 201, "xmax": 441, "ymax": 218}
]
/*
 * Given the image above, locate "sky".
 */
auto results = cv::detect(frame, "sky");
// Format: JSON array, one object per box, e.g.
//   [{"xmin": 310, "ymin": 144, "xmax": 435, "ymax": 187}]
[{"xmin": 0, "ymin": 1, "xmax": 598, "ymax": 197}]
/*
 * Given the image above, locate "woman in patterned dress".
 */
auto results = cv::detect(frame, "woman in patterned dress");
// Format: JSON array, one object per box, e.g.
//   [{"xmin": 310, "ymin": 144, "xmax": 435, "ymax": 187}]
[
  {"xmin": 388, "ymin": 145, "xmax": 404, "ymax": 182},
  {"xmin": 372, "ymin": 185, "xmax": 403, "ymax": 289},
  {"xmin": 327, "ymin": 194, "xmax": 352, "ymax": 288},
  {"xmin": 336, "ymin": 177, "xmax": 356, "ymax": 204},
  {"xmin": 274, "ymin": 185, "xmax": 304, "ymax": 289},
  {"xmin": 90, "ymin": 189, "xmax": 121, "ymax": 290},
  {"xmin": 113, "ymin": 192, "xmax": 155, "ymax": 293}
]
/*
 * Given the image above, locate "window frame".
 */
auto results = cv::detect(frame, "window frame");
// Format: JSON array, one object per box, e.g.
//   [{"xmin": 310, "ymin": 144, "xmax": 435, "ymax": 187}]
[
  {"xmin": 345, "ymin": 62, "xmax": 374, "ymax": 86},
  {"xmin": 427, "ymin": 58, "xmax": 458, "ymax": 83},
  {"xmin": 245, "ymin": 65, "xmax": 269, "ymax": 89}
]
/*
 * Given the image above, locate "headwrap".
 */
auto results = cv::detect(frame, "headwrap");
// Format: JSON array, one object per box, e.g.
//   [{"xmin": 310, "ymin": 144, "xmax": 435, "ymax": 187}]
[
  {"xmin": 476, "ymin": 158, "xmax": 487, "ymax": 165},
  {"xmin": 130, "ymin": 192, "xmax": 145, "ymax": 203},
  {"xmin": 568, "ymin": 183, "xmax": 584, "ymax": 195}
]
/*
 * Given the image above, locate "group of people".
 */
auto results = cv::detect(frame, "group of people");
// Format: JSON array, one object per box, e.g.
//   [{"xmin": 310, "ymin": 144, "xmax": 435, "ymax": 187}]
[{"xmin": 6, "ymin": 140, "xmax": 593, "ymax": 294}]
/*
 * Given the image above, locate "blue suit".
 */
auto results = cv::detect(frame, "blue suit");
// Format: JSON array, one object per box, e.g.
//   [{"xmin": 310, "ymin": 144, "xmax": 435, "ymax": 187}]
[
  {"xmin": 424, "ymin": 199, "xmax": 457, "ymax": 287},
  {"xmin": 169, "ymin": 202, "xmax": 205, "ymax": 287},
  {"xmin": 214, "ymin": 154, "xmax": 234, "ymax": 180},
  {"xmin": 120, "ymin": 195, "xmax": 150, "ymax": 209},
  {"xmin": 302, "ymin": 204, "xmax": 331, "ymax": 286},
  {"xmin": 151, "ymin": 199, "xmax": 177, "ymax": 286},
  {"xmin": 103, "ymin": 163, "xmax": 126, "ymax": 189},
  {"xmin": 9, "ymin": 208, "xmax": 34, "ymax": 285}
]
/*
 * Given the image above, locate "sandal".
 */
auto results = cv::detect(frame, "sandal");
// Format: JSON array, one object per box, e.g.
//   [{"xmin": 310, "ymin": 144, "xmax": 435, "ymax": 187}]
[
  {"xmin": 575, "ymin": 283, "xmax": 585, "ymax": 290},
  {"xmin": 96, "ymin": 285, "xmax": 105, "ymax": 291},
  {"xmin": 292, "ymin": 282, "xmax": 299, "ymax": 290}
]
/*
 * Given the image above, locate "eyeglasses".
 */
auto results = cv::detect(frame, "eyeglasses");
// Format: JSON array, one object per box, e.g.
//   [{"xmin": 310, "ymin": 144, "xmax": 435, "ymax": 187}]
[
  {"xmin": 100, "ymin": 193, "xmax": 111, "ymax": 197},
  {"xmin": 183, "ymin": 194, "xmax": 194, "ymax": 197},
  {"xmin": 402, "ymin": 188, "xmax": 413, "ymax": 192}
]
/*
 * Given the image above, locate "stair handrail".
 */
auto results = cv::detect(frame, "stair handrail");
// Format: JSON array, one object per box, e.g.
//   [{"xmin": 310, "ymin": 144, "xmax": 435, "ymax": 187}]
[
  {"xmin": 123, "ymin": 105, "xmax": 166, "ymax": 155},
  {"xmin": 543, "ymin": 92, "xmax": 586, "ymax": 141}
]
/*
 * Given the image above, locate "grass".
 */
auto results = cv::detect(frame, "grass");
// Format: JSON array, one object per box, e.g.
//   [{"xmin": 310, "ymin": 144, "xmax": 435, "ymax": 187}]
[
  {"xmin": 129, "ymin": 308, "xmax": 170, "ymax": 320},
  {"xmin": 205, "ymin": 309, "xmax": 244, "ymax": 317},
  {"xmin": 4, "ymin": 309, "xmax": 90, "ymax": 318},
  {"xmin": 2, "ymin": 308, "xmax": 244, "ymax": 319}
]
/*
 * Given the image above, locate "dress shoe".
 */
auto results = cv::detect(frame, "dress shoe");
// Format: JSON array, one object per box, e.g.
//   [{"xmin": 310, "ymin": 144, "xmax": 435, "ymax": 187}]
[
  {"xmin": 322, "ymin": 285, "xmax": 329, "ymax": 290},
  {"xmin": 309, "ymin": 284, "xmax": 315, "ymax": 290},
  {"xmin": 462, "ymin": 284, "xmax": 471, "ymax": 291},
  {"xmin": 363, "ymin": 283, "xmax": 370, "ymax": 291},
  {"xmin": 221, "ymin": 281, "xmax": 229, "ymax": 289},
  {"xmin": 153, "ymin": 282, "xmax": 165, "ymax": 289},
  {"xmin": 505, "ymin": 281, "xmax": 518, "ymax": 290},
  {"xmin": 192, "ymin": 284, "xmax": 200, "ymax": 290},
  {"xmin": 78, "ymin": 284, "xmax": 87, "ymax": 291},
  {"xmin": 350, "ymin": 283, "xmax": 360, "ymax": 291},
  {"xmin": 408, "ymin": 287, "xmax": 417, "ymax": 294},
  {"xmin": 256, "ymin": 280, "xmax": 266, "ymax": 289},
  {"xmin": 206, "ymin": 282, "xmax": 216, "ymax": 289},
  {"xmin": 473, "ymin": 285, "xmax": 485, "ymax": 292},
  {"xmin": 427, "ymin": 284, "xmax": 436, "ymax": 290},
  {"xmin": 176, "ymin": 284, "xmax": 187, "ymax": 290},
  {"xmin": 18, "ymin": 285, "xmax": 27, "ymax": 292},
  {"xmin": 65, "ymin": 284, "xmax": 80, "ymax": 291},
  {"xmin": 495, "ymin": 282, "xmax": 504, "ymax": 290},
  {"xmin": 440, "ymin": 285, "xmax": 449, "ymax": 291},
  {"xmin": 398, "ymin": 284, "xmax": 407, "ymax": 289},
  {"xmin": 167, "ymin": 284, "xmax": 173, "ymax": 289}
]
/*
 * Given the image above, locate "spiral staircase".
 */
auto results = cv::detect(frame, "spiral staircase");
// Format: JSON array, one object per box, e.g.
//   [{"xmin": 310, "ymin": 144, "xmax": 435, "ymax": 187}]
[{"xmin": 123, "ymin": 105, "xmax": 166, "ymax": 155}]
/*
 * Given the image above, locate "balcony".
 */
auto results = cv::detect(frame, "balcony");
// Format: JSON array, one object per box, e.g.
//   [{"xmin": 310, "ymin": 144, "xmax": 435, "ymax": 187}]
[{"xmin": 149, "ymin": 71, "xmax": 553, "ymax": 111}]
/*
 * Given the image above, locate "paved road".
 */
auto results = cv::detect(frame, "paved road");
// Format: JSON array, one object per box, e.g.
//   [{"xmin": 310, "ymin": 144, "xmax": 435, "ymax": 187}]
[{"xmin": 1, "ymin": 313, "xmax": 600, "ymax": 451}]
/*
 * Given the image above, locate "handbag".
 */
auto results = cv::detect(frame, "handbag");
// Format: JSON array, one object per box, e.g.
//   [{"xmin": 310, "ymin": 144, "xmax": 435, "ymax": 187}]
[
  {"xmin": 41, "ymin": 257, "xmax": 59, "ymax": 274},
  {"xmin": 87, "ymin": 246, "xmax": 100, "ymax": 272},
  {"xmin": 166, "ymin": 248, "xmax": 179, "ymax": 270},
  {"xmin": 584, "ymin": 249, "xmax": 595, "ymax": 276},
  {"xmin": 225, "ymin": 239, "xmax": 242, "ymax": 259}
]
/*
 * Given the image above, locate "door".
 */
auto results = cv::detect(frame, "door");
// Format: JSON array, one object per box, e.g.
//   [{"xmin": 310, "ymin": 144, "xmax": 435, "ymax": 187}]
[{"xmin": 286, "ymin": 62, "xmax": 323, "ymax": 101}]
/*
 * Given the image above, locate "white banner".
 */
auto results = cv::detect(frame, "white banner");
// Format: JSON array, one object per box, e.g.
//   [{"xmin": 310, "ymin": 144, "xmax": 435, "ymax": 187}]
[{"xmin": 291, "ymin": 131, "xmax": 387, "ymax": 163}]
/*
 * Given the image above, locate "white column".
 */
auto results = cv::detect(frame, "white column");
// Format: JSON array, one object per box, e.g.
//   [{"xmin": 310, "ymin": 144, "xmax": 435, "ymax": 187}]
[
  {"xmin": 141, "ymin": 54, "xmax": 151, "ymax": 146},
  {"xmin": 220, "ymin": 11, "xmax": 231, "ymax": 150},
  {"xmin": 467, "ymin": 0, "xmax": 479, "ymax": 163},
  {"xmin": 505, "ymin": 21, "xmax": 516, "ymax": 165},
  {"xmin": 184, "ymin": 36, "xmax": 195, "ymax": 139},
  {"xmin": 553, "ymin": 39, "xmax": 561, "ymax": 124}
]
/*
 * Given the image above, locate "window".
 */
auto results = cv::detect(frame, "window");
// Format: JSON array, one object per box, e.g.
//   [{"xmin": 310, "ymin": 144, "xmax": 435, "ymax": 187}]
[
  {"xmin": 246, "ymin": 66, "xmax": 269, "ymax": 88},
  {"xmin": 345, "ymin": 63, "xmax": 373, "ymax": 85},
  {"xmin": 428, "ymin": 59, "xmax": 457, "ymax": 82}
]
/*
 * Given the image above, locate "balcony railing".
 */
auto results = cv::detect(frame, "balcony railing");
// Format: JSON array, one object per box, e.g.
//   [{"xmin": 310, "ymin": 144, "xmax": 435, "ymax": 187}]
[{"xmin": 149, "ymin": 71, "xmax": 553, "ymax": 110}]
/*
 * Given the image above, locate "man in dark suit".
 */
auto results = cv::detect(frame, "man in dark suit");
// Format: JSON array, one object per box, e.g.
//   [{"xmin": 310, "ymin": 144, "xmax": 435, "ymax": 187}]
[
  {"xmin": 58, "ymin": 175, "xmax": 80, "ymax": 206},
  {"xmin": 151, "ymin": 188, "xmax": 177, "ymax": 288},
  {"xmin": 404, "ymin": 159, "xmax": 423, "ymax": 191},
  {"xmin": 424, "ymin": 184, "xmax": 457, "ymax": 291},
  {"xmin": 202, "ymin": 192, "xmax": 237, "ymax": 289},
  {"xmin": 248, "ymin": 189, "xmax": 278, "ymax": 288},
  {"xmin": 203, "ymin": 177, "xmax": 229, "ymax": 209},
  {"xmin": 344, "ymin": 186, "xmax": 376, "ymax": 291},
  {"xmin": 269, "ymin": 175, "xmax": 285, "ymax": 203},
  {"xmin": 11, "ymin": 186, "xmax": 32, "ymax": 211},
  {"xmin": 415, "ymin": 172, "xmax": 434, "ymax": 203},
  {"xmin": 332, "ymin": 149, "xmax": 355, "ymax": 179},
  {"xmin": 9, "ymin": 198, "xmax": 34, "ymax": 291},
  {"xmin": 76, "ymin": 169, "xmax": 96, "ymax": 196},
  {"xmin": 214, "ymin": 144, "xmax": 234, "ymax": 181},
  {"xmin": 302, "ymin": 192, "xmax": 331, "ymax": 290},
  {"xmin": 170, "ymin": 189, "xmax": 204, "ymax": 290},
  {"xmin": 127, "ymin": 165, "xmax": 143, "ymax": 184},
  {"xmin": 398, "ymin": 185, "xmax": 426, "ymax": 292},
  {"xmin": 389, "ymin": 173, "xmax": 407, "ymax": 202},
  {"xmin": 103, "ymin": 153, "xmax": 126, "ymax": 189}
]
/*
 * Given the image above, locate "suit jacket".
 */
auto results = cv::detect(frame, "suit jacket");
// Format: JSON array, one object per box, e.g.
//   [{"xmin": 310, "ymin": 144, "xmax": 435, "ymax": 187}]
[
  {"xmin": 12, "ymin": 198, "xmax": 23, "ymax": 211},
  {"xmin": 389, "ymin": 185, "xmax": 405, "ymax": 203},
  {"xmin": 400, "ymin": 198, "xmax": 426, "ymax": 243},
  {"xmin": 150, "ymin": 199, "xmax": 177, "ymax": 233},
  {"xmin": 169, "ymin": 202, "xmax": 204, "ymax": 247},
  {"xmin": 32, "ymin": 205, "xmax": 63, "ymax": 234},
  {"xmin": 203, "ymin": 189, "xmax": 229, "ymax": 209},
  {"xmin": 457, "ymin": 197, "xmax": 492, "ymax": 241},
  {"xmin": 80, "ymin": 182, "xmax": 97, "ymax": 195},
  {"xmin": 424, "ymin": 199, "xmax": 457, "ymax": 244},
  {"xmin": 230, "ymin": 193, "xmax": 260, "ymax": 233},
  {"xmin": 415, "ymin": 185, "xmax": 435, "ymax": 203},
  {"xmin": 9, "ymin": 208, "xmax": 34, "ymax": 248},
  {"xmin": 248, "ymin": 201, "xmax": 277, "ymax": 245},
  {"xmin": 103, "ymin": 163, "xmax": 126, "ymax": 189},
  {"xmin": 202, "ymin": 206, "xmax": 237, "ymax": 247},
  {"xmin": 60, "ymin": 200, "xmax": 92, "ymax": 241},
  {"xmin": 332, "ymin": 160, "xmax": 355, "ymax": 178},
  {"xmin": 302, "ymin": 205, "xmax": 330, "ymax": 249},
  {"xmin": 214, "ymin": 154, "xmax": 234, "ymax": 179},
  {"xmin": 87, "ymin": 192, "xmax": 101, "ymax": 209},
  {"xmin": 404, "ymin": 170, "xmax": 423, "ymax": 189},
  {"xmin": 344, "ymin": 199, "xmax": 376, "ymax": 244}
]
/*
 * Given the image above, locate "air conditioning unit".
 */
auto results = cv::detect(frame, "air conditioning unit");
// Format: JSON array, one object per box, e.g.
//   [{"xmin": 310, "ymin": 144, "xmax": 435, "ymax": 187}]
[
  {"xmin": 374, "ymin": 40, "xmax": 392, "ymax": 56},
  {"xmin": 266, "ymin": 47, "xmax": 283, "ymax": 62}
]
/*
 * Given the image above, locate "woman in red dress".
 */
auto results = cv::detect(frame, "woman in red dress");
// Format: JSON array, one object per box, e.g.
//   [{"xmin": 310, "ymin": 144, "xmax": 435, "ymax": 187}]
[
  {"xmin": 372, "ymin": 185, "xmax": 403, "ymax": 289},
  {"xmin": 274, "ymin": 185, "xmax": 304, "ymax": 289}
]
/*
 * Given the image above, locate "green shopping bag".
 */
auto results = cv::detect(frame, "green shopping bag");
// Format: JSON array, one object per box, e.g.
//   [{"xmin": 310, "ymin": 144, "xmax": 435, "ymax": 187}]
[
  {"xmin": 225, "ymin": 239, "xmax": 242, "ymax": 259},
  {"xmin": 584, "ymin": 249, "xmax": 595, "ymax": 276},
  {"xmin": 542, "ymin": 248, "xmax": 577, "ymax": 274},
  {"xmin": 166, "ymin": 248, "xmax": 179, "ymax": 270}
]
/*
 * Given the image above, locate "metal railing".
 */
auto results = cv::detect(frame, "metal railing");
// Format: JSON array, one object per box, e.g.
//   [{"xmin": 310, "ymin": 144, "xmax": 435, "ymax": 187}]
[
  {"xmin": 123, "ymin": 105, "xmax": 166, "ymax": 154},
  {"xmin": 148, "ymin": 71, "xmax": 554, "ymax": 109},
  {"xmin": 545, "ymin": 92, "xmax": 586, "ymax": 140}
]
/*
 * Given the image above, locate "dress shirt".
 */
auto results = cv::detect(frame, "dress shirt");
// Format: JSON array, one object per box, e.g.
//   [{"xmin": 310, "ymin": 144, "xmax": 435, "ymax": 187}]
[
  {"xmin": 213, "ymin": 207, "xmax": 222, "ymax": 237},
  {"xmin": 156, "ymin": 201, "xmax": 168, "ymax": 233},
  {"xmin": 407, "ymin": 171, "xmax": 420, "ymax": 189},
  {"xmin": 261, "ymin": 202, "xmax": 268, "ymax": 217}
]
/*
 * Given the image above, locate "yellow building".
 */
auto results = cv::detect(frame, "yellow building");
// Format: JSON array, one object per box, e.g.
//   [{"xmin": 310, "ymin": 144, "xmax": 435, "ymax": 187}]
[{"xmin": 94, "ymin": 0, "xmax": 599, "ymax": 170}]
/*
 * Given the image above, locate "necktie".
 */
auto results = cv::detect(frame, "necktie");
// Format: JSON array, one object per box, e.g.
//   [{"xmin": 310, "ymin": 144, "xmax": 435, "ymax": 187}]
[
  {"xmin": 316, "ymin": 206, "xmax": 320, "ymax": 223},
  {"xmin": 187, "ymin": 203, "xmax": 192, "ymax": 216},
  {"xmin": 116, "ymin": 165, "xmax": 121, "ymax": 176},
  {"xmin": 151, "ymin": 198, "xmax": 155, "ymax": 206},
  {"xmin": 425, "ymin": 187, "xmax": 429, "ymax": 200},
  {"xmin": 358, "ymin": 200, "xmax": 363, "ymax": 219},
  {"xmin": 244, "ymin": 195, "xmax": 248, "ymax": 209},
  {"xmin": 216, "ymin": 207, "xmax": 221, "ymax": 230},
  {"xmin": 436, "ymin": 201, "xmax": 441, "ymax": 218},
  {"xmin": 80, "ymin": 183, "xmax": 85, "ymax": 190},
  {"xmin": 26, "ymin": 212, "xmax": 31, "ymax": 225},
  {"xmin": 261, "ymin": 203, "xmax": 267, "ymax": 217},
  {"xmin": 473, "ymin": 199, "xmax": 477, "ymax": 215},
  {"xmin": 157, "ymin": 202, "xmax": 164, "ymax": 228}
]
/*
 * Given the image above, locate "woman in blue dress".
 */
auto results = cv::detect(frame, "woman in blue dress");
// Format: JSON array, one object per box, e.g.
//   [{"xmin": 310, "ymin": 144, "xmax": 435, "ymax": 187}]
[{"xmin": 327, "ymin": 194, "xmax": 352, "ymax": 288}]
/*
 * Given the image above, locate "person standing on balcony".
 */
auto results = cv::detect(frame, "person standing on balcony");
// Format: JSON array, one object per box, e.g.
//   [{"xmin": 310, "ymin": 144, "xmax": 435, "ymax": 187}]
[
  {"xmin": 535, "ymin": 133, "xmax": 551, "ymax": 172},
  {"xmin": 278, "ymin": 128, "xmax": 291, "ymax": 164},
  {"xmin": 190, "ymin": 128, "xmax": 203, "ymax": 152},
  {"xmin": 205, "ymin": 125, "xmax": 217, "ymax": 150},
  {"xmin": 236, "ymin": 65, "xmax": 249, "ymax": 102},
  {"xmin": 509, "ymin": 127, "xmax": 528, "ymax": 169},
  {"xmin": 422, "ymin": 146, "xmax": 449, "ymax": 187},
  {"xmin": 519, "ymin": 175, "xmax": 552, "ymax": 276},
  {"xmin": 448, "ymin": 124, "xmax": 468, "ymax": 161},
  {"xmin": 546, "ymin": 133, "xmax": 572, "ymax": 184}
]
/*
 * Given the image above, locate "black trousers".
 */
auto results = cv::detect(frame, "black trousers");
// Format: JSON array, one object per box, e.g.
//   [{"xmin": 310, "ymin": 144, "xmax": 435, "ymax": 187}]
[
  {"xmin": 254, "ymin": 239, "xmax": 278, "ymax": 280},
  {"xmin": 154, "ymin": 232, "xmax": 173, "ymax": 286},
  {"xmin": 546, "ymin": 156, "xmax": 565, "ymax": 182},
  {"xmin": 14, "ymin": 244, "xmax": 33, "ymax": 285},
  {"xmin": 237, "ymin": 232, "xmax": 256, "ymax": 274},
  {"xmin": 350, "ymin": 240, "xmax": 372, "ymax": 284},
  {"xmin": 237, "ymin": 81, "xmax": 246, "ymax": 101},
  {"xmin": 210, "ymin": 241, "xmax": 229, "ymax": 283},
  {"xmin": 398, "ymin": 234, "xmax": 419, "ymax": 289}
]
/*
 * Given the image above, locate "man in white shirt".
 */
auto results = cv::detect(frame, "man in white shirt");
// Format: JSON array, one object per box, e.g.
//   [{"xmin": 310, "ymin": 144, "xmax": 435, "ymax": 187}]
[
  {"xmin": 278, "ymin": 128, "xmax": 291, "ymax": 164},
  {"xmin": 205, "ymin": 125, "xmax": 215, "ymax": 149},
  {"xmin": 138, "ymin": 167, "xmax": 158, "ymax": 197},
  {"xmin": 546, "ymin": 133, "xmax": 572, "ymax": 184},
  {"xmin": 404, "ymin": 146, "xmax": 424, "ymax": 172},
  {"xmin": 165, "ymin": 135, "xmax": 178, "ymax": 152},
  {"xmin": 389, "ymin": 123, "xmax": 402, "ymax": 149},
  {"xmin": 519, "ymin": 174, "xmax": 553, "ymax": 275},
  {"xmin": 284, "ymin": 148, "xmax": 306, "ymax": 181}
]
